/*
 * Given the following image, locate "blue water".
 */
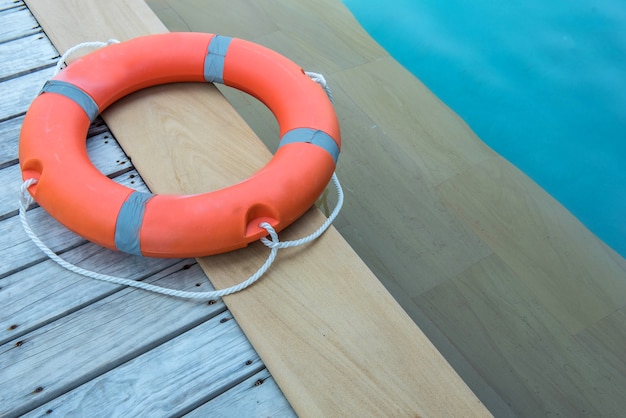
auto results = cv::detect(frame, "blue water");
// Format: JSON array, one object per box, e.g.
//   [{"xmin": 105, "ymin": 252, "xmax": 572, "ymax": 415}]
[{"xmin": 343, "ymin": 0, "xmax": 626, "ymax": 258}]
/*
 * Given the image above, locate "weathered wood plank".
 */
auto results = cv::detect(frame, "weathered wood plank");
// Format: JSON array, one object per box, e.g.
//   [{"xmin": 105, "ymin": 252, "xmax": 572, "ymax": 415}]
[
  {"xmin": 22, "ymin": 310, "xmax": 262, "ymax": 417},
  {"xmin": 0, "ymin": 263, "xmax": 226, "ymax": 417},
  {"xmin": 0, "ymin": 66, "xmax": 53, "ymax": 121},
  {"xmin": 0, "ymin": 33, "xmax": 57, "ymax": 80},
  {"xmin": 0, "ymin": 246, "xmax": 182, "ymax": 346},
  {"xmin": 84, "ymin": 131, "xmax": 134, "ymax": 176},
  {"xmin": 0, "ymin": 207, "xmax": 86, "ymax": 278},
  {"xmin": 0, "ymin": 115, "xmax": 21, "ymax": 167},
  {"xmin": 185, "ymin": 369, "xmax": 296, "ymax": 417},
  {"xmin": 0, "ymin": 0, "xmax": 23, "ymax": 12},
  {"xmin": 0, "ymin": 5, "xmax": 40, "ymax": 43}
]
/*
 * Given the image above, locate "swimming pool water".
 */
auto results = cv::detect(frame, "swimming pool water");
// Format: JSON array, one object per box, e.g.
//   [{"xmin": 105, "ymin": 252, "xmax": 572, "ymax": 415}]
[{"xmin": 343, "ymin": 0, "xmax": 626, "ymax": 258}]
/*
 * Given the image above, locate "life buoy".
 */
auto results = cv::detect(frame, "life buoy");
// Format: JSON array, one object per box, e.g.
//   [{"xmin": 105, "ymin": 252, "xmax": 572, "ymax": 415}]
[{"xmin": 19, "ymin": 32, "xmax": 341, "ymax": 258}]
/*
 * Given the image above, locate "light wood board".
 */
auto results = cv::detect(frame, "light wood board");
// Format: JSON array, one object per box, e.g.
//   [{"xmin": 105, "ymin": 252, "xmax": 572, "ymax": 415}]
[
  {"xmin": 25, "ymin": 0, "xmax": 488, "ymax": 416},
  {"xmin": 147, "ymin": 1, "xmax": 626, "ymax": 416}
]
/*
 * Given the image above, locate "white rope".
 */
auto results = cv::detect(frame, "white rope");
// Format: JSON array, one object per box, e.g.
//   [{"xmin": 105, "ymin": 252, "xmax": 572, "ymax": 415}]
[
  {"xmin": 54, "ymin": 39, "xmax": 120, "ymax": 75},
  {"xmin": 19, "ymin": 45, "xmax": 342, "ymax": 301},
  {"xmin": 261, "ymin": 174, "xmax": 343, "ymax": 249},
  {"xmin": 19, "ymin": 174, "xmax": 342, "ymax": 301},
  {"xmin": 305, "ymin": 71, "xmax": 334, "ymax": 103}
]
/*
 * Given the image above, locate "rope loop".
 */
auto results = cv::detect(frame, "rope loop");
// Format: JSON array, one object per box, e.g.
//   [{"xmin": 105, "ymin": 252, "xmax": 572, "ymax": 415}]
[
  {"xmin": 305, "ymin": 71, "xmax": 334, "ymax": 103},
  {"xmin": 18, "ymin": 174, "xmax": 343, "ymax": 301},
  {"xmin": 54, "ymin": 39, "xmax": 120, "ymax": 75},
  {"xmin": 19, "ymin": 39, "xmax": 342, "ymax": 301},
  {"xmin": 20, "ymin": 178, "xmax": 37, "ymax": 209}
]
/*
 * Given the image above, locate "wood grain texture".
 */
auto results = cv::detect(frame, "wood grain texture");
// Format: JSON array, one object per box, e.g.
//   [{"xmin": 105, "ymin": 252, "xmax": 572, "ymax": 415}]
[
  {"xmin": 22, "ymin": 310, "xmax": 262, "ymax": 418},
  {"xmin": 575, "ymin": 307, "xmax": 626, "ymax": 397},
  {"xmin": 415, "ymin": 254, "xmax": 626, "ymax": 417},
  {"xmin": 148, "ymin": 0, "xmax": 626, "ymax": 416},
  {"xmin": 0, "ymin": 263, "xmax": 224, "ymax": 417},
  {"xmin": 0, "ymin": 0, "xmax": 24, "ymax": 12},
  {"xmin": 185, "ymin": 369, "xmax": 296, "ymax": 418},
  {"xmin": 24, "ymin": 0, "xmax": 489, "ymax": 416},
  {"xmin": 0, "ymin": 116, "xmax": 22, "ymax": 166},
  {"xmin": 0, "ymin": 245, "xmax": 179, "ymax": 345},
  {"xmin": 0, "ymin": 67, "xmax": 54, "ymax": 121},
  {"xmin": 201, "ymin": 216, "xmax": 488, "ymax": 416},
  {"xmin": 27, "ymin": 0, "xmax": 168, "ymax": 47},
  {"xmin": 105, "ymin": 83, "xmax": 268, "ymax": 195},
  {"xmin": 0, "ymin": 33, "xmax": 57, "ymax": 79},
  {"xmin": 437, "ymin": 157, "xmax": 626, "ymax": 334},
  {"xmin": 0, "ymin": 207, "xmax": 84, "ymax": 277},
  {"xmin": 0, "ymin": 5, "xmax": 39, "ymax": 42}
]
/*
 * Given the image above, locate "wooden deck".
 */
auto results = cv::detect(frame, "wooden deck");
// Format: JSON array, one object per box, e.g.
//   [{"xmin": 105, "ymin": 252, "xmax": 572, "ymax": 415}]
[
  {"xmin": 0, "ymin": 3, "xmax": 294, "ymax": 416},
  {"xmin": 2, "ymin": 1, "xmax": 491, "ymax": 417},
  {"xmin": 4, "ymin": 0, "xmax": 626, "ymax": 416},
  {"xmin": 146, "ymin": 1, "xmax": 626, "ymax": 417}
]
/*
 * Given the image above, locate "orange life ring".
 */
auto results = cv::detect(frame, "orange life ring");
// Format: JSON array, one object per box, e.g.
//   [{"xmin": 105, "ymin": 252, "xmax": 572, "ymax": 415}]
[{"xmin": 19, "ymin": 32, "xmax": 341, "ymax": 258}]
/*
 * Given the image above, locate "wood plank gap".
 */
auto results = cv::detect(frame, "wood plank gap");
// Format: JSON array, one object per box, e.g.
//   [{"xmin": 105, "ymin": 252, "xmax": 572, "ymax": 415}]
[
  {"xmin": 0, "ymin": 200, "xmax": 39, "ymax": 223},
  {"xmin": 184, "ymin": 369, "xmax": 295, "ymax": 417},
  {"xmin": 87, "ymin": 117, "xmax": 113, "ymax": 137},
  {"xmin": 0, "ymin": 258, "xmax": 189, "ymax": 345},
  {"xmin": 35, "ymin": 311, "xmax": 230, "ymax": 413},
  {"xmin": 0, "ymin": 111, "xmax": 26, "ymax": 126},
  {"xmin": 0, "ymin": 61, "xmax": 57, "ymax": 84},
  {"xmin": 0, "ymin": 65, "xmax": 55, "ymax": 122},
  {"xmin": 0, "ymin": 1, "xmax": 24, "ymax": 13},
  {"xmin": 0, "ymin": 157, "xmax": 18, "ymax": 171},
  {"xmin": 0, "ymin": 6, "xmax": 41, "ymax": 44},
  {"xmin": 19, "ymin": 309, "xmax": 257, "ymax": 417},
  {"xmin": 4, "ymin": 305, "xmax": 229, "ymax": 417},
  {"xmin": 0, "ymin": 238, "xmax": 86, "ymax": 281},
  {"xmin": 172, "ymin": 364, "xmax": 269, "ymax": 418},
  {"xmin": 0, "ymin": 31, "xmax": 44, "ymax": 45}
]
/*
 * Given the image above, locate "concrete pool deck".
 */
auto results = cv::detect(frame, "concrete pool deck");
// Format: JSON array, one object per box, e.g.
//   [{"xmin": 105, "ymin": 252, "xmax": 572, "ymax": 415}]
[{"xmin": 146, "ymin": 0, "xmax": 626, "ymax": 416}]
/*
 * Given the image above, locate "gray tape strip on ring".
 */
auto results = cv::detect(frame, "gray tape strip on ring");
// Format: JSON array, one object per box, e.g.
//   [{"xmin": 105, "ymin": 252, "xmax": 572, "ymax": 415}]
[
  {"xmin": 278, "ymin": 128, "xmax": 340, "ymax": 164},
  {"xmin": 40, "ymin": 80, "xmax": 99, "ymax": 122},
  {"xmin": 204, "ymin": 35, "xmax": 233, "ymax": 84},
  {"xmin": 114, "ymin": 191, "xmax": 154, "ymax": 255}
]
